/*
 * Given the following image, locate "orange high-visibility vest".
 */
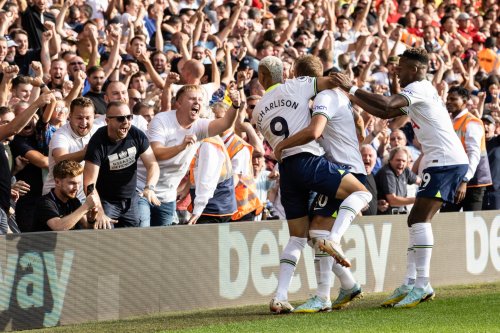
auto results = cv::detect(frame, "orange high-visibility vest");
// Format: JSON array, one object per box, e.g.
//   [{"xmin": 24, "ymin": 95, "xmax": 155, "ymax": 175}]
[
  {"xmin": 189, "ymin": 136, "xmax": 237, "ymax": 216},
  {"xmin": 225, "ymin": 134, "xmax": 263, "ymax": 220},
  {"xmin": 453, "ymin": 112, "xmax": 492, "ymax": 187}
]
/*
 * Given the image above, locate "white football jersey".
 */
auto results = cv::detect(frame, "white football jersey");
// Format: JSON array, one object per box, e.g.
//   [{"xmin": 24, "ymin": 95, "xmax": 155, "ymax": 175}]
[
  {"xmin": 312, "ymin": 89, "xmax": 366, "ymax": 174},
  {"xmin": 253, "ymin": 77, "xmax": 324, "ymax": 159},
  {"xmin": 399, "ymin": 80, "xmax": 468, "ymax": 167}
]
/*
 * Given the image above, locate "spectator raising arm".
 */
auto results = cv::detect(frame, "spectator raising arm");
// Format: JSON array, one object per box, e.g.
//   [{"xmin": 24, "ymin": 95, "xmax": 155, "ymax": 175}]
[
  {"xmin": 208, "ymin": 88, "xmax": 240, "ymax": 137},
  {"xmin": 0, "ymin": 90, "xmax": 55, "ymax": 141}
]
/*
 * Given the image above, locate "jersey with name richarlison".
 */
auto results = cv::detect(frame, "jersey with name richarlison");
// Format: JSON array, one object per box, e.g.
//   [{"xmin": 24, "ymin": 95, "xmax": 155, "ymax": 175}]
[
  {"xmin": 399, "ymin": 80, "xmax": 468, "ymax": 167},
  {"xmin": 254, "ymin": 77, "xmax": 324, "ymax": 159},
  {"xmin": 312, "ymin": 89, "xmax": 366, "ymax": 175}
]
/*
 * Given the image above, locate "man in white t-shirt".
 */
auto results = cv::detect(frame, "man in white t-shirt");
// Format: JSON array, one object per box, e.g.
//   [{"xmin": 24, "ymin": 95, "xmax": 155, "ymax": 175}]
[
  {"xmin": 43, "ymin": 97, "xmax": 97, "ymax": 201},
  {"xmin": 332, "ymin": 48, "xmax": 469, "ymax": 308},
  {"xmin": 148, "ymin": 85, "xmax": 241, "ymax": 225},
  {"xmin": 273, "ymin": 55, "xmax": 368, "ymax": 313},
  {"xmin": 254, "ymin": 56, "xmax": 371, "ymax": 314}
]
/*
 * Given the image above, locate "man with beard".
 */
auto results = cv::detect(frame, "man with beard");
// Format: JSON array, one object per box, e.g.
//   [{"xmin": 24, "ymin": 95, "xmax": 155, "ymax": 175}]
[
  {"xmin": 441, "ymin": 86, "xmax": 492, "ymax": 212},
  {"xmin": 130, "ymin": 72, "xmax": 148, "ymax": 99},
  {"xmin": 48, "ymin": 59, "xmax": 68, "ymax": 90},
  {"xmin": 151, "ymin": 51, "xmax": 168, "ymax": 78},
  {"xmin": 43, "ymin": 97, "xmax": 98, "ymax": 201},
  {"xmin": 331, "ymin": 48, "xmax": 469, "ymax": 308},
  {"xmin": 35, "ymin": 160, "xmax": 98, "ymax": 231},
  {"xmin": 84, "ymin": 66, "xmax": 106, "ymax": 114},
  {"xmin": 83, "ymin": 101, "xmax": 160, "ymax": 228}
]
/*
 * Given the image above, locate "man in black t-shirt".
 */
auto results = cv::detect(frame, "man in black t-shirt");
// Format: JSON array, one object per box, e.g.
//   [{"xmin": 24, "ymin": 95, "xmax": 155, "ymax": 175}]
[
  {"xmin": 35, "ymin": 160, "xmax": 97, "ymax": 232},
  {"xmin": 83, "ymin": 66, "xmax": 106, "ymax": 115},
  {"xmin": 83, "ymin": 101, "xmax": 160, "ymax": 228}
]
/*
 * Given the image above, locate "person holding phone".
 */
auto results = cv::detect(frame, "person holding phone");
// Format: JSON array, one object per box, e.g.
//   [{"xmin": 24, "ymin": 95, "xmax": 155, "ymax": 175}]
[{"xmin": 35, "ymin": 160, "xmax": 98, "ymax": 231}]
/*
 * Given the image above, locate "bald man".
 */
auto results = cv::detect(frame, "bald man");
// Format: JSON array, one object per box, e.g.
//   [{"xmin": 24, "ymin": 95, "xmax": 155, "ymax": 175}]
[{"xmin": 169, "ymin": 58, "xmax": 220, "ymax": 116}]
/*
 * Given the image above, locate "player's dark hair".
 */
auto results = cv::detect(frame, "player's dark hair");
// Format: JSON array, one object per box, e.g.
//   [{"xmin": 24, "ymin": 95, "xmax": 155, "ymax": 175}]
[
  {"xmin": 448, "ymin": 86, "xmax": 470, "ymax": 101},
  {"xmin": 400, "ymin": 47, "xmax": 429, "ymax": 64}
]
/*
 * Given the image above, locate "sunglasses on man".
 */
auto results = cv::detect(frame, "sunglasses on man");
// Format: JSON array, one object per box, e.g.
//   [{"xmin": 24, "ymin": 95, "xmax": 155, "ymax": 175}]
[{"xmin": 107, "ymin": 114, "xmax": 133, "ymax": 122}]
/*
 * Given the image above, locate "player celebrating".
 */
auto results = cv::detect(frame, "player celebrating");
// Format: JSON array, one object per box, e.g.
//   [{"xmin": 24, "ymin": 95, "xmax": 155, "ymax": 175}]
[
  {"xmin": 253, "ymin": 56, "xmax": 371, "ymax": 313},
  {"xmin": 331, "ymin": 48, "xmax": 469, "ymax": 308},
  {"xmin": 273, "ymin": 55, "xmax": 366, "ymax": 313}
]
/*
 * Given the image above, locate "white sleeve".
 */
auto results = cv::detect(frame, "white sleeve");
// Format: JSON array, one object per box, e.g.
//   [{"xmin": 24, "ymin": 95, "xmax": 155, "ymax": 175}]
[
  {"xmin": 202, "ymin": 82, "xmax": 218, "ymax": 96},
  {"xmin": 49, "ymin": 132, "xmax": 69, "ymax": 152},
  {"xmin": 231, "ymin": 147, "xmax": 251, "ymax": 175},
  {"xmin": 147, "ymin": 116, "xmax": 166, "ymax": 143},
  {"xmin": 194, "ymin": 119, "xmax": 211, "ymax": 141},
  {"xmin": 192, "ymin": 143, "xmax": 225, "ymax": 216},
  {"xmin": 464, "ymin": 121, "xmax": 483, "ymax": 180},
  {"xmin": 312, "ymin": 91, "xmax": 338, "ymax": 120}
]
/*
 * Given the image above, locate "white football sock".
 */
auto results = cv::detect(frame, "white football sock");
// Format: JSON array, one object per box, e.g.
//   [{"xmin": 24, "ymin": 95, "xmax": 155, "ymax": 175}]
[
  {"xmin": 329, "ymin": 191, "xmax": 372, "ymax": 243},
  {"xmin": 411, "ymin": 223, "xmax": 433, "ymax": 289},
  {"xmin": 275, "ymin": 236, "xmax": 307, "ymax": 301},
  {"xmin": 332, "ymin": 262, "xmax": 356, "ymax": 290},
  {"xmin": 310, "ymin": 229, "xmax": 332, "ymax": 300},
  {"xmin": 404, "ymin": 228, "xmax": 416, "ymax": 286}
]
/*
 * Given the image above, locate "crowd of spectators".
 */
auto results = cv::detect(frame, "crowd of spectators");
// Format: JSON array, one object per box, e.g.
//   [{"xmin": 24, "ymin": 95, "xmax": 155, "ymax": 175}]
[{"xmin": 0, "ymin": 0, "xmax": 499, "ymax": 233}]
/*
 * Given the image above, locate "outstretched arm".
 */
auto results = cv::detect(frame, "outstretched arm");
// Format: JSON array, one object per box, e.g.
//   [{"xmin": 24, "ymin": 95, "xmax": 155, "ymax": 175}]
[{"xmin": 332, "ymin": 73, "xmax": 408, "ymax": 119}]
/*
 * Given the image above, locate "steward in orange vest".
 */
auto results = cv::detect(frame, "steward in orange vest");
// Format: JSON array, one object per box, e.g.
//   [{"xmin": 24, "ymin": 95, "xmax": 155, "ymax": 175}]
[
  {"xmin": 188, "ymin": 136, "xmax": 237, "ymax": 224},
  {"xmin": 442, "ymin": 87, "xmax": 492, "ymax": 212},
  {"xmin": 222, "ymin": 131, "xmax": 264, "ymax": 221}
]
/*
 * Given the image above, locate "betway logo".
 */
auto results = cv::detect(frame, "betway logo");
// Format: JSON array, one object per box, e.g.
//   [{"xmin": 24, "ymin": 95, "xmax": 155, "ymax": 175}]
[
  {"xmin": 218, "ymin": 222, "xmax": 392, "ymax": 299},
  {"xmin": 465, "ymin": 212, "xmax": 500, "ymax": 274},
  {"xmin": 0, "ymin": 250, "xmax": 74, "ymax": 327}
]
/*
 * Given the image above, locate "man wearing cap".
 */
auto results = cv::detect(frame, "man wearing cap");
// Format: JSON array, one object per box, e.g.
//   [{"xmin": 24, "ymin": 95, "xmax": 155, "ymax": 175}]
[
  {"xmin": 457, "ymin": 13, "xmax": 474, "ymax": 40},
  {"xmin": 482, "ymin": 114, "xmax": 500, "ymax": 210},
  {"xmin": 442, "ymin": 86, "xmax": 492, "ymax": 212}
]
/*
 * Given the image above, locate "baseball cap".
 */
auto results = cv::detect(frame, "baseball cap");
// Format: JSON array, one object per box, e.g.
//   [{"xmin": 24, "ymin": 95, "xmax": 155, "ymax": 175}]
[
  {"xmin": 457, "ymin": 13, "xmax": 470, "ymax": 21},
  {"xmin": 388, "ymin": 56, "xmax": 399, "ymax": 64},
  {"xmin": 4, "ymin": 35, "xmax": 17, "ymax": 47},
  {"xmin": 238, "ymin": 56, "xmax": 259, "ymax": 72},
  {"xmin": 481, "ymin": 115, "xmax": 495, "ymax": 125}
]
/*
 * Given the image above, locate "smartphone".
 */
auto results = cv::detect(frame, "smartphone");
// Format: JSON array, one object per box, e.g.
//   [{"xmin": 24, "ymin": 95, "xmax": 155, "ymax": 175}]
[{"xmin": 87, "ymin": 184, "xmax": 94, "ymax": 194}]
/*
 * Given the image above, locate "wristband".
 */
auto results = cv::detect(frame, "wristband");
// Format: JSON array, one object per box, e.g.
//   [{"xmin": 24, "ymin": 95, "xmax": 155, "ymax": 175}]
[
  {"xmin": 349, "ymin": 86, "xmax": 359, "ymax": 96},
  {"xmin": 39, "ymin": 83, "xmax": 47, "ymax": 90}
]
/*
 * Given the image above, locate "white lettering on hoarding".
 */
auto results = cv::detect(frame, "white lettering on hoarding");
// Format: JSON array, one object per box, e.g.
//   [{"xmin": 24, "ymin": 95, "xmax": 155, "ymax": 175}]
[
  {"xmin": 465, "ymin": 213, "xmax": 500, "ymax": 274},
  {"xmin": 219, "ymin": 222, "xmax": 391, "ymax": 299},
  {"xmin": 0, "ymin": 250, "xmax": 74, "ymax": 327}
]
